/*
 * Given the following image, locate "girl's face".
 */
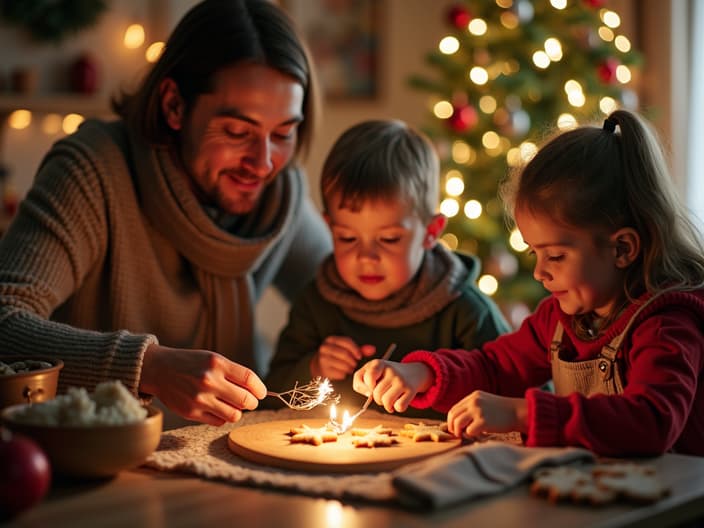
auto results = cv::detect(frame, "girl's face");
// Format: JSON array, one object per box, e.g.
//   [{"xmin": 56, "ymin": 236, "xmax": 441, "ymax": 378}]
[
  {"xmin": 515, "ymin": 207, "xmax": 626, "ymax": 317},
  {"xmin": 164, "ymin": 63, "xmax": 304, "ymax": 215},
  {"xmin": 325, "ymin": 195, "xmax": 439, "ymax": 301}
]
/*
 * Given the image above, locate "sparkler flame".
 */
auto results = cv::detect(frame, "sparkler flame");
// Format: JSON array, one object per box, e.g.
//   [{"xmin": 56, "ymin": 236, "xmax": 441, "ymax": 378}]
[
  {"xmin": 328, "ymin": 404, "xmax": 355, "ymax": 433},
  {"xmin": 267, "ymin": 377, "xmax": 340, "ymax": 410}
]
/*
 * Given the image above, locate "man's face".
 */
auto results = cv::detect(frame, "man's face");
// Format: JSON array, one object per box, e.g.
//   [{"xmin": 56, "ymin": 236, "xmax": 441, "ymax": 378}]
[{"xmin": 166, "ymin": 62, "xmax": 304, "ymax": 215}]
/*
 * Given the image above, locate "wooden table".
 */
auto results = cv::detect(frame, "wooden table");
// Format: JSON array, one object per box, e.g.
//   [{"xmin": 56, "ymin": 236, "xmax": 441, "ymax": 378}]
[{"xmin": 5, "ymin": 452, "xmax": 704, "ymax": 528}]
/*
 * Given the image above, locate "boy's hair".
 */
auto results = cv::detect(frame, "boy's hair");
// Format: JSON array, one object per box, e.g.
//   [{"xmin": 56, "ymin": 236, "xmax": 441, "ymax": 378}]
[
  {"xmin": 321, "ymin": 119, "xmax": 440, "ymax": 223},
  {"xmin": 112, "ymin": 0, "xmax": 318, "ymax": 159},
  {"xmin": 500, "ymin": 109, "xmax": 704, "ymax": 305}
]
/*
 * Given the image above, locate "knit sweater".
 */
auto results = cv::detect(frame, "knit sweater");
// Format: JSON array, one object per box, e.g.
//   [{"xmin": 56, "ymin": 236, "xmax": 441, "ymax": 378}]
[
  {"xmin": 0, "ymin": 119, "xmax": 331, "ymax": 396},
  {"xmin": 404, "ymin": 289, "xmax": 704, "ymax": 457},
  {"xmin": 265, "ymin": 246, "xmax": 510, "ymax": 418}
]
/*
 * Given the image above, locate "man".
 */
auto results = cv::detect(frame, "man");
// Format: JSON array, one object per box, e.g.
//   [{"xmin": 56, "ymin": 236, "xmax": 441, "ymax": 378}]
[{"xmin": 0, "ymin": 0, "xmax": 331, "ymax": 426}]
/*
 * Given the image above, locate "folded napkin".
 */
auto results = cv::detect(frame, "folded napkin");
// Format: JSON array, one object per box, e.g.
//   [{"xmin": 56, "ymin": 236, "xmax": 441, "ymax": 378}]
[{"xmin": 393, "ymin": 441, "xmax": 595, "ymax": 510}]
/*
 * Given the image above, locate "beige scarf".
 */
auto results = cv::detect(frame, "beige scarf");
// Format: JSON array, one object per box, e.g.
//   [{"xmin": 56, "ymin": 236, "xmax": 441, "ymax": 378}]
[
  {"xmin": 129, "ymin": 135, "xmax": 299, "ymax": 363},
  {"xmin": 316, "ymin": 244, "xmax": 469, "ymax": 328}
]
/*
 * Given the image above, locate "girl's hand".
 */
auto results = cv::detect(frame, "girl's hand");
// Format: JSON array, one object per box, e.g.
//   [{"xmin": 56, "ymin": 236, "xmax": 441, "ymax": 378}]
[
  {"xmin": 353, "ymin": 360, "xmax": 433, "ymax": 413},
  {"xmin": 139, "ymin": 344, "xmax": 267, "ymax": 426},
  {"xmin": 311, "ymin": 336, "xmax": 375, "ymax": 380},
  {"xmin": 446, "ymin": 391, "xmax": 528, "ymax": 438}
]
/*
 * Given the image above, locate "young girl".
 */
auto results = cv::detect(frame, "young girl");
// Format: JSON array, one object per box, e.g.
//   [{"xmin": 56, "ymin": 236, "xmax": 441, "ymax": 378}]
[
  {"xmin": 265, "ymin": 119, "xmax": 509, "ymax": 417},
  {"xmin": 353, "ymin": 109, "xmax": 704, "ymax": 456}
]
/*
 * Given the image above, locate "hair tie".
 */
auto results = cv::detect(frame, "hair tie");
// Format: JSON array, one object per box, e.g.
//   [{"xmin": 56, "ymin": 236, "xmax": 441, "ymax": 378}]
[{"xmin": 603, "ymin": 117, "xmax": 617, "ymax": 133}]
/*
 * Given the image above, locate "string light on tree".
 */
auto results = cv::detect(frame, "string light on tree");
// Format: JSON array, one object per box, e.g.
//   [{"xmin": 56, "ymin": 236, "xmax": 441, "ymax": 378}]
[{"xmin": 409, "ymin": 0, "xmax": 642, "ymax": 322}]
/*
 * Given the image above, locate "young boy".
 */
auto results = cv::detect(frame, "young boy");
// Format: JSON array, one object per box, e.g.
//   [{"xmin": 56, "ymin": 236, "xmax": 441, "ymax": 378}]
[{"xmin": 265, "ymin": 119, "xmax": 509, "ymax": 417}]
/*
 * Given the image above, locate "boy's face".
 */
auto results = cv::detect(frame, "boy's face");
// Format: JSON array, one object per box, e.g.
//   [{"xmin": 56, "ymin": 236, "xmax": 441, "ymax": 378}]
[{"xmin": 325, "ymin": 194, "xmax": 438, "ymax": 301}]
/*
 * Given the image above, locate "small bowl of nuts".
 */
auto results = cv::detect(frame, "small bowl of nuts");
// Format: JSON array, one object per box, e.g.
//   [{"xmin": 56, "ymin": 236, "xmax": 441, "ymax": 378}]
[{"xmin": 0, "ymin": 356, "xmax": 64, "ymax": 409}]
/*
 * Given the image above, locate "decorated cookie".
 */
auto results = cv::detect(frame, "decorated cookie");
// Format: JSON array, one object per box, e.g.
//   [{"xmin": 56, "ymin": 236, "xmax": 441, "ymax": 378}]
[
  {"xmin": 350, "ymin": 425, "xmax": 393, "ymax": 437},
  {"xmin": 399, "ymin": 422, "xmax": 454, "ymax": 442},
  {"xmin": 592, "ymin": 463, "xmax": 670, "ymax": 503},
  {"xmin": 352, "ymin": 432, "xmax": 400, "ymax": 448},
  {"xmin": 531, "ymin": 463, "xmax": 670, "ymax": 506},
  {"xmin": 288, "ymin": 424, "xmax": 338, "ymax": 446},
  {"xmin": 530, "ymin": 466, "xmax": 594, "ymax": 503}
]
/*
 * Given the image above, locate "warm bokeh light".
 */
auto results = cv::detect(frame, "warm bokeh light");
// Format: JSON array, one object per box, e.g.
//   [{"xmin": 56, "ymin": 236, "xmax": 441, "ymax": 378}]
[
  {"xmin": 544, "ymin": 38, "xmax": 563, "ymax": 61},
  {"xmin": 532, "ymin": 50, "xmax": 551, "ymax": 69},
  {"xmin": 451, "ymin": 141, "xmax": 476, "ymax": 164},
  {"xmin": 509, "ymin": 228, "xmax": 529, "ymax": 251},
  {"xmin": 41, "ymin": 113, "xmax": 63, "ymax": 135},
  {"xmin": 479, "ymin": 95, "xmax": 497, "ymax": 114},
  {"xmin": 519, "ymin": 141, "xmax": 538, "ymax": 162},
  {"xmin": 598, "ymin": 26, "xmax": 615, "ymax": 41},
  {"xmin": 445, "ymin": 175, "xmax": 465, "ymax": 196},
  {"xmin": 8, "ymin": 109, "xmax": 31, "ymax": 129},
  {"xmin": 567, "ymin": 90, "xmax": 586, "ymax": 107},
  {"xmin": 477, "ymin": 274, "xmax": 499, "ymax": 295},
  {"xmin": 506, "ymin": 147, "xmax": 521, "ymax": 167},
  {"xmin": 614, "ymin": 35, "xmax": 631, "ymax": 52},
  {"xmin": 145, "ymin": 41, "xmax": 165, "ymax": 63},
  {"xmin": 601, "ymin": 9, "xmax": 621, "ymax": 28},
  {"xmin": 469, "ymin": 66, "xmax": 489, "ymax": 85},
  {"xmin": 62, "ymin": 114, "xmax": 85, "ymax": 135},
  {"xmin": 564, "ymin": 79, "xmax": 583, "ymax": 95},
  {"xmin": 550, "ymin": 0, "xmax": 567, "ymax": 9},
  {"xmin": 464, "ymin": 200, "xmax": 482, "ymax": 219},
  {"xmin": 433, "ymin": 100, "xmax": 454, "ymax": 119},
  {"xmin": 439, "ymin": 36, "xmax": 460, "ymax": 54},
  {"xmin": 482, "ymin": 131, "xmax": 500, "ymax": 150},
  {"xmin": 599, "ymin": 97, "xmax": 618, "ymax": 114},
  {"xmin": 500, "ymin": 11, "xmax": 519, "ymax": 29},
  {"xmin": 616, "ymin": 65, "xmax": 632, "ymax": 83},
  {"xmin": 440, "ymin": 232, "xmax": 459, "ymax": 250},
  {"xmin": 468, "ymin": 18, "xmax": 487, "ymax": 36},
  {"xmin": 556, "ymin": 113, "xmax": 577, "ymax": 129},
  {"xmin": 124, "ymin": 23, "xmax": 145, "ymax": 49},
  {"xmin": 440, "ymin": 198, "xmax": 460, "ymax": 218}
]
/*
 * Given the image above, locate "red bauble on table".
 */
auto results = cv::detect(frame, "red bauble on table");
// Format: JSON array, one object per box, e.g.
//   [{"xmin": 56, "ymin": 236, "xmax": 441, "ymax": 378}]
[
  {"xmin": 0, "ymin": 428, "xmax": 51, "ymax": 519},
  {"xmin": 448, "ymin": 104, "xmax": 478, "ymax": 132},
  {"xmin": 447, "ymin": 4, "xmax": 472, "ymax": 29}
]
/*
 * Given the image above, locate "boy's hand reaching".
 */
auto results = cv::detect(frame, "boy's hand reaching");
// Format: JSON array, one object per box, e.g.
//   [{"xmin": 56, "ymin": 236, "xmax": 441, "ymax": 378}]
[
  {"xmin": 446, "ymin": 390, "xmax": 528, "ymax": 438},
  {"xmin": 352, "ymin": 360, "xmax": 433, "ymax": 413},
  {"xmin": 311, "ymin": 336, "xmax": 376, "ymax": 380}
]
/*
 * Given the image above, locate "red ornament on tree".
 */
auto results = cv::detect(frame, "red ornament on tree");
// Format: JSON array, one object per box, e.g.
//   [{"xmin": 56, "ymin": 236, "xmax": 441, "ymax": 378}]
[
  {"xmin": 447, "ymin": 4, "xmax": 471, "ymax": 29},
  {"xmin": 448, "ymin": 104, "xmax": 478, "ymax": 132},
  {"xmin": 597, "ymin": 57, "xmax": 620, "ymax": 84},
  {"xmin": 583, "ymin": 0, "xmax": 606, "ymax": 7}
]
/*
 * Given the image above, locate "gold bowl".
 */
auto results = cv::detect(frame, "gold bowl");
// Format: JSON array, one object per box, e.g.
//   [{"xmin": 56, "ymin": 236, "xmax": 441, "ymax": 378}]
[
  {"xmin": 0, "ymin": 356, "xmax": 64, "ymax": 409},
  {"xmin": 1, "ymin": 404, "xmax": 163, "ymax": 478}
]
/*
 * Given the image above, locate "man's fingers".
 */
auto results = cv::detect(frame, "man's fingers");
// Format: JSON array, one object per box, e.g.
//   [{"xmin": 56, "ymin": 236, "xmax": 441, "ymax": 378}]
[{"xmin": 224, "ymin": 362, "xmax": 266, "ymax": 399}]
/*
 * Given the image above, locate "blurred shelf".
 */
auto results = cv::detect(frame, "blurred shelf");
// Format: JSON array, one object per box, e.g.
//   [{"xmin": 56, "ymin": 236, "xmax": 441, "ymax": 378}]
[{"xmin": 0, "ymin": 94, "xmax": 111, "ymax": 116}]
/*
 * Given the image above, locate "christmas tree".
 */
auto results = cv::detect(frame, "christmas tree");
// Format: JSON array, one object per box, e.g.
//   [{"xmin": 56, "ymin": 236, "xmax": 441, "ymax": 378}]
[{"xmin": 409, "ymin": 0, "xmax": 642, "ymax": 327}]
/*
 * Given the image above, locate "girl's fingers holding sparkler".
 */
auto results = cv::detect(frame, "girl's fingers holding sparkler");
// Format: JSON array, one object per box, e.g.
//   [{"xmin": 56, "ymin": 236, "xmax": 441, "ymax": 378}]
[
  {"xmin": 353, "ymin": 359, "xmax": 385, "ymax": 396},
  {"xmin": 377, "ymin": 379, "xmax": 411, "ymax": 413}
]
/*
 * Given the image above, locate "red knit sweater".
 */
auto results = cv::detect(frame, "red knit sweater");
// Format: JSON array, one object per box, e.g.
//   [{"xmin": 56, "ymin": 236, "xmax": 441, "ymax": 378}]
[{"xmin": 403, "ymin": 290, "xmax": 704, "ymax": 457}]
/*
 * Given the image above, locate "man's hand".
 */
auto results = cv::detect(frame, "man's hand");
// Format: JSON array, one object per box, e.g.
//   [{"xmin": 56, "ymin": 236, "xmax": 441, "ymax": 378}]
[{"xmin": 140, "ymin": 343, "xmax": 266, "ymax": 426}]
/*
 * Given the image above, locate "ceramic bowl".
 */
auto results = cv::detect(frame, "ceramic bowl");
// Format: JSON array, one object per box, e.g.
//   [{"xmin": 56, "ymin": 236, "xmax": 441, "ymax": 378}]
[
  {"xmin": 0, "ymin": 404, "xmax": 163, "ymax": 478},
  {"xmin": 0, "ymin": 356, "xmax": 64, "ymax": 409}
]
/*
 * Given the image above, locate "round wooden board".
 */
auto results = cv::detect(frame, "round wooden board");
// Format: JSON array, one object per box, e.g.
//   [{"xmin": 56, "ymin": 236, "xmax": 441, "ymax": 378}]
[{"xmin": 227, "ymin": 418, "xmax": 461, "ymax": 474}]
